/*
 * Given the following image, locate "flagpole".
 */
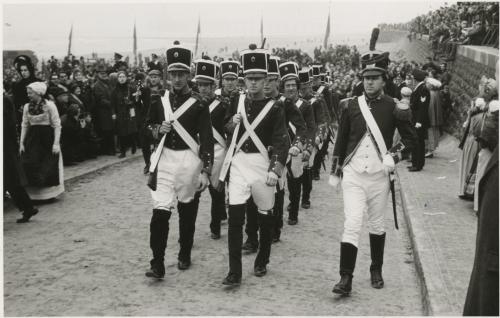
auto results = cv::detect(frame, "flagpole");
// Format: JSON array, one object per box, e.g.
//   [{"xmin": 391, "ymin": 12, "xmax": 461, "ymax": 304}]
[
  {"xmin": 133, "ymin": 19, "xmax": 137, "ymax": 67},
  {"xmin": 194, "ymin": 15, "xmax": 200, "ymax": 58},
  {"xmin": 323, "ymin": 2, "xmax": 331, "ymax": 50},
  {"xmin": 67, "ymin": 23, "xmax": 73, "ymax": 56}
]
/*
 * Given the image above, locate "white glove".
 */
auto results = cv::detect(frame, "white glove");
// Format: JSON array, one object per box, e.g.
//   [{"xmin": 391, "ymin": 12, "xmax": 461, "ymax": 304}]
[
  {"xmin": 382, "ymin": 154, "xmax": 395, "ymax": 175},
  {"xmin": 19, "ymin": 144, "xmax": 25, "ymax": 154},
  {"xmin": 288, "ymin": 145, "xmax": 300, "ymax": 156},
  {"xmin": 415, "ymin": 122, "xmax": 422, "ymax": 129},
  {"xmin": 52, "ymin": 144, "xmax": 61, "ymax": 154},
  {"xmin": 328, "ymin": 174, "xmax": 341, "ymax": 187}
]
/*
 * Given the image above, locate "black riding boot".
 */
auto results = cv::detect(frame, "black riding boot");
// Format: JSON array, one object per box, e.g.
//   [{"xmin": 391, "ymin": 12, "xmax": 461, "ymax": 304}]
[
  {"xmin": 254, "ymin": 211, "xmax": 275, "ymax": 276},
  {"xmin": 225, "ymin": 204, "xmax": 246, "ymax": 283},
  {"xmin": 272, "ymin": 188, "xmax": 284, "ymax": 242},
  {"xmin": 301, "ymin": 167, "xmax": 312, "ymax": 209},
  {"xmin": 146, "ymin": 209, "xmax": 171, "ymax": 279},
  {"xmin": 177, "ymin": 200, "xmax": 199, "ymax": 270},
  {"xmin": 369, "ymin": 232, "xmax": 386, "ymax": 289},
  {"xmin": 332, "ymin": 242, "xmax": 358, "ymax": 295}
]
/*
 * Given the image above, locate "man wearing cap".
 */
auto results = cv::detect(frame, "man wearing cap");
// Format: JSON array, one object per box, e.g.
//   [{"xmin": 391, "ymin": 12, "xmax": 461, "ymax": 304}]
[
  {"xmin": 408, "ymin": 69, "xmax": 430, "ymax": 172},
  {"xmin": 92, "ymin": 64, "xmax": 116, "ymax": 156},
  {"xmin": 279, "ymin": 61, "xmax": 316, "ymax": 228},
  {"xmin": 329, "ymin": 50, "xmax": 417, "ymax": 296},
  {"xmin": 191, "ymin": 58, "xmax": 228, "ymax": 240},
  {"xmin": 264, "ymin": 56, "xmax": 309, "ymax": 240},
  {"xmin": 112, "ymin": 53, "xmax": 128, "ymax": 72},
  {"xmin": 144, "ymin": 43, "xmax": 214, "ymax": 279},
  {"xmin": 221, "ymin": 45, "xmax": 289, "ymax": 285},
  {"xmin": 148, "ymin": 54, "xmax": 163, "ymax": 72},
  {"xmin": 298, "ymin": 68, "xmax": 328, "ymax": 209}
]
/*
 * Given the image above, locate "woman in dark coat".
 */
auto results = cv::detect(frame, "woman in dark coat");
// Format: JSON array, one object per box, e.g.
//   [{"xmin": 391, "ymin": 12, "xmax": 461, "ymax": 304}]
[
  {"xmin": 463, "ymin": 144, "xmax": 498, "ymax": 316},
  {"xmin": 111, "ymin": 71, "xmax": 137, "ymax": 158},
  {"xmin": 11, "ymin": 55, "xmax": 42, "ymax": 129},
  {"xmin": 3, "ymin": 94, "xmax": 39, "ymax": 223}
]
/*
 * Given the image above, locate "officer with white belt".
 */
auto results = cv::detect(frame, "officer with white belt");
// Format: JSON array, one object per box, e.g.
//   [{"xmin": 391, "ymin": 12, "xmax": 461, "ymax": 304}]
[{"xmin": 329, "ymin": 48, "xmax": 416, "ymax": 296}]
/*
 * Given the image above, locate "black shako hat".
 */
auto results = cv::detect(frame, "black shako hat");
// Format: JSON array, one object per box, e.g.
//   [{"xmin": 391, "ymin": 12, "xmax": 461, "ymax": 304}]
[
  {"xmin": 166, "ymin": 41, "xmax": 192, "ymax": 72},
  {"xmin": 298, "ymin": 68, "xmax": 311, "ymax": 84},
  {"xmin": 267, "ymin": 56, "xmax": 280, "ymax": 77},
  {"xmin": 312, "ymin": 64, "xmax": 322, "ymax": 77},
  {"xmin": 240, "ymin": 43, "xmax": 269, "ymax": 75},
  {"xmin": 360, "ymin": 27, "xmax": 390, "ymax": 77},
  {"xmin": 194, "ymin": 59, "xmax": 219, "ymax": 82},
  {"xmin": 279, "ymin": 61, "xmax": 299, "ymax": 81},
  {"xmin": 220, "ymin": 61, "xmax": 240, "ymax": 78}
]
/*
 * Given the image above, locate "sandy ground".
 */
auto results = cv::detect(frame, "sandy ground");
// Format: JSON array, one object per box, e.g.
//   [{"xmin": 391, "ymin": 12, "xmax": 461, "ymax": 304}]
[{"xmin": 4, "ymin": 156, "xmax": 423, "ymax": 316}]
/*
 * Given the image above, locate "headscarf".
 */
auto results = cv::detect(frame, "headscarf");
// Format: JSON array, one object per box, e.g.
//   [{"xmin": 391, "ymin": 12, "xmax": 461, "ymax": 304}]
[{"xmin": 27, "ymin": 81, "xmax": 47, "ymax": 96}]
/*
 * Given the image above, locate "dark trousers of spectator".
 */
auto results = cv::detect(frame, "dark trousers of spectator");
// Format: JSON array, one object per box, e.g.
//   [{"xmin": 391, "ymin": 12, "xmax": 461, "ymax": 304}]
[
  {"xmin": 245, "ymin": 197, "xmax": 259, "ymax": 245},
  {"xmin": 98, "ymin": 129, "xmax": 115, "ymax": 155},
  {"xmin": 118, "ymin": 135, "xmax": 136, "ymax": 155},
  {"xmin": 411, "ymin": 128, "xmax": 426, "ymax": 170},
  {"xmin": 287, "ymin": 174, "xmax": 302, "ymax": 221},
  {"xmin": 6, "ymin": 185, "xmax": 34, "ymax": 213}
]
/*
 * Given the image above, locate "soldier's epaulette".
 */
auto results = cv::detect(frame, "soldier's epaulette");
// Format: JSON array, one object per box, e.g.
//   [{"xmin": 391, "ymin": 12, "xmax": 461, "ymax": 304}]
[{"xmin": 340, "ymin": 97, "xmax": 354, "ymax": 110}]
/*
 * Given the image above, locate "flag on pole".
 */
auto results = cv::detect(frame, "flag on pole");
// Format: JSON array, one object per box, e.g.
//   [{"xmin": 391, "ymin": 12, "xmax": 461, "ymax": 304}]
[
  {"xmin": 323, "ymin": 12, "xmax": 331, "ymax": 50},
  {"xmin": 194, "ymin": 16, "xmax": 201, "ymax": 58},
  {"xmin": 133, "ymin": 21, "xmax": 137, "ymax": 66},
  {"xmin": 67, "ymin": 24, "xmax": 73, "ymax": 56},
  {"xmin": 260, "ymin": 15, "xmax": 264, "ymax": 45}
]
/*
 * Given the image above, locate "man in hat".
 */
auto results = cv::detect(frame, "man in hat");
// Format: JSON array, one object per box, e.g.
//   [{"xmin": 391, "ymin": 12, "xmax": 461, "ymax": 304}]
[
  {"xmin": 279, "ymin": 61, "xmax": 316, "ymax": 228},
  {"xmin": 298, "ymin": 68, "xmax": 328, "ymax": 209},
  {"xmin": 221, "ymin": 45, "xmax": 289, "ymax": 285},
  {"xmin": 92, "ymin": 64, "xmax": 116, "ymax": 156},
  {"xmin": 148, "ymin": 53, "xmax": 163, "ymax": 72},
  {"xmin": 191, "ymin": 58, "xmax": 228, "ymax": 240},
  {"xmin": 148, "ymin": 69, "xmax": 165, "ymax": 96},
  {"xmin": 408, "ymin": 68, "xmax": 430, "ymax": 172},
  {"xmin": 329, "ymin": 49, "xmax": 417, "ymax": 296},
  {"xmin": 112, "ymin": 52, "xmax": 128, "ymax": 72},
  {"xmin": 144, "ymin": 43, "xmax": 213, "ymax": 279}
]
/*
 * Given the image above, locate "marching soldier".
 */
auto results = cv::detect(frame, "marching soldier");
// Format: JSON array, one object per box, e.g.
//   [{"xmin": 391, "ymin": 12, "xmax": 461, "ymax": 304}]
[
  {"xmin": 221, "ymin": 45, "xmax": 289, "ymax": 285},
  {"xmin": 298, "ymin": 68, "xmax": 328, "ymax": 209},
  {"xmin": 145, "ymin": 43, "xmax": 214, "ymax": 279},
  {"xmin": 192, "ymin": 58, "xmax": 228, "ymax": 240},
  {"xmin": 279, "ymin": 61, "xmax": 316, "ymax": 227},
  {"xmin": 264, "ymin": 56, "xmax": 308, "ymax": 241},
  {"xmin": 311, "ymin": 64, "xmax": 335, "ymax": 181},
  {"xmin": 329, "ymin": 48, "xmax": 417, "ymax": 296}
]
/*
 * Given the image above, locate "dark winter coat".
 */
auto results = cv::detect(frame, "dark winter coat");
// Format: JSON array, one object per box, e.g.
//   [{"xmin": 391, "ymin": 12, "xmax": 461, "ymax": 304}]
[
  {"xmin": 92, "ymin": 78, "xmax": 114, "ymax": 131},
  {"xmin": 111, "ymin": 83, "xmax": 138, "ymax": 137}
]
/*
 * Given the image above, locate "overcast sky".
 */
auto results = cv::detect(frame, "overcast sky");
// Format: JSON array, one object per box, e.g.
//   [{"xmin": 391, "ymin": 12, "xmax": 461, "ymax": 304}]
[{"xmin": 3, "ymin": 0, "xmax": 448, "ymax": 56}]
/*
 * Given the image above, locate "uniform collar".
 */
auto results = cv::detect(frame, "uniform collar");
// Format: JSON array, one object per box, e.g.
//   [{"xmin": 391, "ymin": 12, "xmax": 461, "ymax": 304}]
[{"xmin": 364, "ymin": 91, "xmax": 384, "ymax": 102}]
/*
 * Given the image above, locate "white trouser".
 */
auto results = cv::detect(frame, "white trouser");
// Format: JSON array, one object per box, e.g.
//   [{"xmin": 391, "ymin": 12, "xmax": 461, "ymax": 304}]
[
  {"xmin": 151, "ymin": 148, "xmax": 202, "ymax": 210},
  {"xmin": 341, "ymin": 165, "xmax": 390, "ymax": 247},
  {"xmin": 210, "ymin": 143, "xmax": 227, "ymax": 188},
  {"xmin": 228, "ymin": 151, "xmax": 275, "ymax": 211}
]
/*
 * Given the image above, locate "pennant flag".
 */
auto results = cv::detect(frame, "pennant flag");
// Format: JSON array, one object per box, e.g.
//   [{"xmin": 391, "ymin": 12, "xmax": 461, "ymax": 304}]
[
  {"xmin": 194, "ymin": 16, "xmax": 201, "ymax": 58},
  {"xmin": 323, "ymin": 11, "xmax": 331, "ymax": 50},
  {"xmin": 133, "ymin": 21, "xmax": 137, "ymax": 66},
  {"xmin": 67, "ymin": 24, "xmax": 73, "ymax": 56}
]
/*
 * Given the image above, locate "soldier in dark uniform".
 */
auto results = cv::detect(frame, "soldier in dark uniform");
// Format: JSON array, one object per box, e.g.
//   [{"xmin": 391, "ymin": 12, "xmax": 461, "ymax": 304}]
[
  {"xmin": 312, "ymin": 64, "xmax": 335, "ymax": 181},
  {"xmin": 132, "ymin": 72, "xmax": 153, "ymax": 174},
  {"xmin": 298, "ymin": 68, "xmax": 328, "ymax": 209},
  {"xmin": 221, "ymin": 45, "xmax": 289, "ymax": 285},
  {"xmin": 264, "ymin": 56, "xmax": 308, "ymax": 241},
  {"xmin": 329, "ymin": 50, "xmax": 417, "ymax": 296},
  {"xmin": 279, "ymin": 61, "xmax": 316, "ymax": 227},
  {"xmin": 408, "ymin": 69, "xmax": 430, "ymax": 172},
  {"xmin": 191, "ymin": 58, "xmax": 228, "ymax": 240},
  {"xmin": 145, "ymin": 43, "xmax": 214, "ymax": 279}
]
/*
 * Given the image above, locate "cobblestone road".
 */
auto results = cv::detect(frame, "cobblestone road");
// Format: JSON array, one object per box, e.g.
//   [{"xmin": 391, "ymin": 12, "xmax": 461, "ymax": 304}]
[{"xmin": 4, "ymin": 157, "xmax": 423, "ymax": 316}]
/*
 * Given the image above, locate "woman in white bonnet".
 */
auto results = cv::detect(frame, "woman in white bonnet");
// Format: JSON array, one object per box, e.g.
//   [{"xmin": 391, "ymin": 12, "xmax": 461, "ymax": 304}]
[
  {"xmin": 20, "ymin": 81, "xmax": 65, "ymax": 201},
  {"xmin": 424, "ymin": 77, "xmax": 443, "ymax": 158}
]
